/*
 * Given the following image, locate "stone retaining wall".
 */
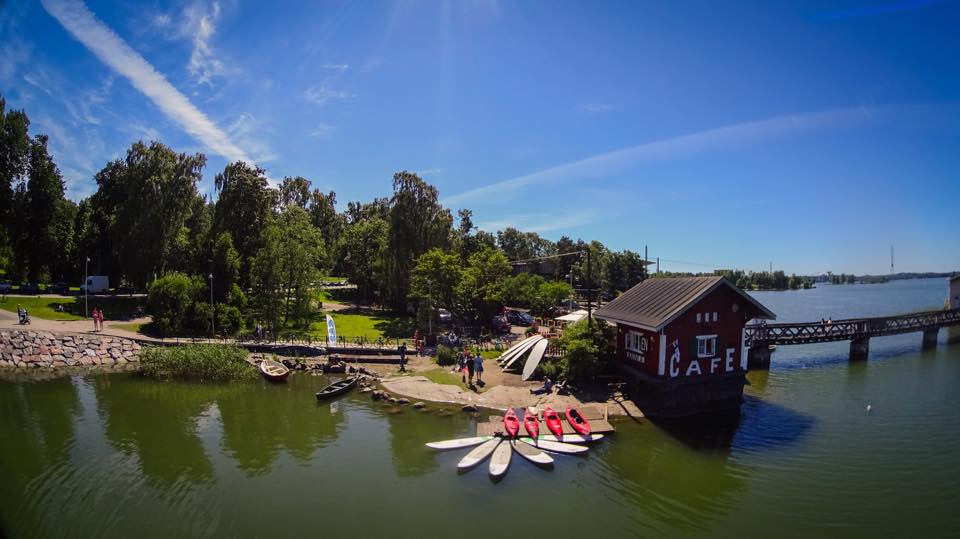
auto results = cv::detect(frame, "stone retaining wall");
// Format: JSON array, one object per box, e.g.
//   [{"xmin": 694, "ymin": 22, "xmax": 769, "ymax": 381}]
[{"xmin": 0, "ymin": 330, "xmax": 141, "ymax": 368}]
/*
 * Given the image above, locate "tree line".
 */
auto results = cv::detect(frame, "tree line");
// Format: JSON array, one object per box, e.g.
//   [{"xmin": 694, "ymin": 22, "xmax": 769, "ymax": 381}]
[{"xmin": 0, "ymin": 95, "xmax": 651, "ymax": 336}]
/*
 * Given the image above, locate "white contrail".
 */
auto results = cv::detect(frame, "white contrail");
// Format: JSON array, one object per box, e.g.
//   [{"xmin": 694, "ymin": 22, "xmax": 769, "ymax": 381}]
[
  {"xmin": 441, "ymin": 106, "xmax": 890, "ymax": 207},
  {"xmin": 41, "ymin": 0, "xmax": 253, "ymax": 164}
]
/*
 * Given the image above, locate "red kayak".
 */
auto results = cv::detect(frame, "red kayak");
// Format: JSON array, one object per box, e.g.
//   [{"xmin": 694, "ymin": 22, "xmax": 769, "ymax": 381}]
[
  {"xmin": 543, "ymin": 406, "xmax": 564, "ymax": 438},
  {"xmin": 503, "ymin": 408, "xmax": 520, "ymax": 438},
  {"xmin": 565, "ymin": 407, "xmax": 591, "ymax": 437},
  {"xmin": 523, "ymin": 408, "xmax": 539, "ymax": 439}
]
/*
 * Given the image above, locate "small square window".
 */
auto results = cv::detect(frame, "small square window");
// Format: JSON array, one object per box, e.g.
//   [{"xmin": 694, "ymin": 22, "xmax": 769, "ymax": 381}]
[
  {"xmin": 696, "ymin": 335, "xmax": 717, "ymax": 358},
  {"xmin": 696, "ymin": 313, "xmax": 702, "ymax": 323},
  {"xmin": 713, "ymin": 312, "xmax": 718, "ymax": 322}
]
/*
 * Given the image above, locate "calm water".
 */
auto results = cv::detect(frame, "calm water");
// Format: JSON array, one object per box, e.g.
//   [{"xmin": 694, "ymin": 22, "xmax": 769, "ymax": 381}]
[{"xmin": 1, "ymin": 278, "xmax": 958, "ymax": 538}]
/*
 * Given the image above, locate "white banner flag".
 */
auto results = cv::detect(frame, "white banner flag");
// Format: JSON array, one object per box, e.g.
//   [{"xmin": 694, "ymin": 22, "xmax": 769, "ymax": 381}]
[{"xmin": 326, "ymin": 314, "xmax": 337, "ymax": 347}]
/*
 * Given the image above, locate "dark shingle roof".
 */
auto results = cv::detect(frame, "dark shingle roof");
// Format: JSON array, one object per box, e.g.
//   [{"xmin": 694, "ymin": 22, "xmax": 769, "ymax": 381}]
[{"xmin": 594, "ymin": 276, "xmax": 775, "ymax": 331}]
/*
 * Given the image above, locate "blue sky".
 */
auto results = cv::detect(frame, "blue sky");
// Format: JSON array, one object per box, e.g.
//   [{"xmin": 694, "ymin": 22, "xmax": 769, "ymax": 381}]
[{"xmin": 1, "ymin": 0, "xmax": 958, "ymax": 275}]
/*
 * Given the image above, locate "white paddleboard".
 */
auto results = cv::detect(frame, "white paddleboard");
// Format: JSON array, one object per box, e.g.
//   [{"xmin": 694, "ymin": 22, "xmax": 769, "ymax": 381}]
[
  {"xmin": 539, "ymin": 433, "xmax": 604, "ymax": 444},
  {"xmin": 489, "ymin": 438, "xmax": 512, "ymax": 477},
  {"xmin": 518, "ymin": 438, "xmax": 588, "ymax": 454},
  {"xmin": 426, "ymin": 436, "xmax": 492, "ymax": 450},
  {"xmin": 520, "ymin": 339, "xmax": 549, "ymax": 380},
  {"xmin": 503, "ymin": 336, "xmax": 543, "ymax": 371},
  {"xmin": 511, "ymin": 439, "xmax": 553, "ymax": 465},
  {"xmin": 496, "ymin": 335, "xmax": 538, "ymax": 364},
  {"xmin": 498, "ymin": 335, "xmax": 541, "ymax": 366},
  {"xmin": 458, "ymin": 438, "xmax": 501, "ymax": 470}
]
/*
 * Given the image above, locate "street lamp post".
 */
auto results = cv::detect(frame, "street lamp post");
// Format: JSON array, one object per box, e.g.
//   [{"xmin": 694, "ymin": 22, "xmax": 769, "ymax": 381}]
[
  {"xmin": 427, "ymin": 279, "xmax": 433, "ymax": 336},
  {"xmin": 208, "ymin": 273, "xmax": 215, "ymax": 340},
  {"xmin": 84, "ymin": 257, "xmax": 89, "ymax": 318}
]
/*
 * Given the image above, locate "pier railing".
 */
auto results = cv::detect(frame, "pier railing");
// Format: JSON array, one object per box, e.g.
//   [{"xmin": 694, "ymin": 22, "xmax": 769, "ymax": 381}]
[{"xmin": 744, "ymin": 308, "xmax": 960, "ymax": 347}]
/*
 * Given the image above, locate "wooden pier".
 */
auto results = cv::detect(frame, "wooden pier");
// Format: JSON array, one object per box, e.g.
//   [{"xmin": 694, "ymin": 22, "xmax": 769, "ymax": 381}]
[
  {"xmin": 476, "ymin": 406, "xmax": 615, "ymax": 436},
  {"xmin": 744, "ymin": 307, "xmax": 960, "ymax": 367}
]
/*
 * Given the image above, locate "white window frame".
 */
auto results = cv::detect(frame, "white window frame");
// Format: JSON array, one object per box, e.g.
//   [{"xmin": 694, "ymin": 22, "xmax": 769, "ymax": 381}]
[
  {"xmin": 696, "ymin": 313, "xmax": 702, "ymax": 323},
  {"xmin": 625, "ymin": 331, "xmax": 646, "ymax": 353},
  {"xmin": 712, "ymin": 312, "xmax": 718, "ymax": 322},
  {"xmin": 696, "ymin": 335, "xmax": 717, "ymax": 358}
]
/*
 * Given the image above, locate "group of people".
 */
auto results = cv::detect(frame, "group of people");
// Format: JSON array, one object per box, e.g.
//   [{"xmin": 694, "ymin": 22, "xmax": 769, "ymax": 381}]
[
  {"xmin": 452, "ymin": 349, "xmax": 484, "ymax": 388},
  {"xmin": 90, "ymin": 308, "xmax": 105, "ymax": 331},
  {"xmin": 15, "ymin": 305, "xmax": 29, "ymax": 325}
]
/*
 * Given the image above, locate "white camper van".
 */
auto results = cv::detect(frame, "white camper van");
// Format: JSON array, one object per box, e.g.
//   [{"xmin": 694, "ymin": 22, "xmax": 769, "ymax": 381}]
[{"xmin": 81, "ymin": 276, "xmax": 109, "ymax": 294}]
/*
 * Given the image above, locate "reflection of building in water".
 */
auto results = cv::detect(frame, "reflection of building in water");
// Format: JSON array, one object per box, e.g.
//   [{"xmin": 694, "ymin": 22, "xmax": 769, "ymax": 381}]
[
  {"xmin": 601, "ymin": 416, "xmax": 749, "ymax": 534},
  {"xmin": 217, "ymin": 376, "xmax": 343, "ymax": 475}
]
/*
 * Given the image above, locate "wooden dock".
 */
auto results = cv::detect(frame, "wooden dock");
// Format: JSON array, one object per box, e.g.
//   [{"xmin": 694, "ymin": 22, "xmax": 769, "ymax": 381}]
[{"xmin": 476, "ymin": 406, "xmax": 615, "ymax": 436}]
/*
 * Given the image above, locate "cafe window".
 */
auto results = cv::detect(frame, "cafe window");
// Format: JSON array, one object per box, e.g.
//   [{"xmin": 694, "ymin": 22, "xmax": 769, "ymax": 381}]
[
  {"xmin": 696, "ymin": 335, "xmax": 717, "ymax": 358},
  {"xmin": 626, "ymin": 331, "xmax": 646, "ymax": 353}
]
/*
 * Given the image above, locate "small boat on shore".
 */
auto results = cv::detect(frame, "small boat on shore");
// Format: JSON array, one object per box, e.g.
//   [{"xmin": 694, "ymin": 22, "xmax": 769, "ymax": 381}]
[
  {"xmin": 259, "ymin": 359, "xmax": 290, "ymax": 382},
  {"xmin": 315, "ymin": 377, "xmax": 358, "ymax": 400},
  {"xmin": 523, "ymin": 408, "xmax": 539, "ymax": 440},
  {"xmin": 503, "ymin": 408, "xmax": 520, "ymax": 438},
  {"xmin": 543, "ymin": 406, "xmax": 563, "ymax": 438},
  {"xmin": 565, "ymin": 407, "xmax": 591, "ymax": 437}
]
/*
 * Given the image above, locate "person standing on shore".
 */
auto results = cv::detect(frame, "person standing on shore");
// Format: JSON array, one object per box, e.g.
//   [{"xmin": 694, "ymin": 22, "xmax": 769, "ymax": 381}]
[
  {"xmin": 91, "ymin": 307, "xmax": 99, "ymax": 331},
  {"xmin": 97, "ymin": 308, "xmax": 105, "ymax": 331},
  {"xmin": 398, "ymin": 343, "xmax": 407, "ymax": 373},
  {"xmin": 474, "ymin": 352, "xmax": 483, "ymax": 384},
  {"xmin": 466, "ymin": 351, "xmax": 476, "ymax": 387}
]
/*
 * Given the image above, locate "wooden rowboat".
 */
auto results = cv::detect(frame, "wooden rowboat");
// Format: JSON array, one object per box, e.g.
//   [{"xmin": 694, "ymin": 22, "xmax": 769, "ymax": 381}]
[
  {"xmin": 315, "ymin": 377, "xmax": 358, "ymax": 400},
  {"xmin": 259, "ymin": 359, "xmax": 290, "ymax": 382}
]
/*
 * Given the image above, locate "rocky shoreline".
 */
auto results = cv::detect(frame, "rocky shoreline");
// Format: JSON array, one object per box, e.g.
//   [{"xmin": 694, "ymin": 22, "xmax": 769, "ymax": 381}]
[{"xmin": 0, "ymin": 330, "xmax": 141, "ymax": 369}]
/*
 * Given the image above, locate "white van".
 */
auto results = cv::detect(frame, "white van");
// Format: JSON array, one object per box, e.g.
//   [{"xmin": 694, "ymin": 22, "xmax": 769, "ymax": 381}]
[{"xmin": 81, "ymin": 276, "xmax": 109, "ymax": 294}]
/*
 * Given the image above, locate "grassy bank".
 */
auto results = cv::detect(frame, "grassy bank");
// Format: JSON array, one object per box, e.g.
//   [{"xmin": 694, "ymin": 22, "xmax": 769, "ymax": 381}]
[
  {"xmin": 422, "ymin": 368, "xmax": 489, "ymax": 393},
  {"xmin": 309, "ymin": 311, "xmax": 415, "ymax": 341},
  {"xmin": 139, "ymin": 345, "xmax": 255, "ymax": 381},
  {"xmin": 0, "ymin": 296, "xmax": 144, "ymax": 321}
]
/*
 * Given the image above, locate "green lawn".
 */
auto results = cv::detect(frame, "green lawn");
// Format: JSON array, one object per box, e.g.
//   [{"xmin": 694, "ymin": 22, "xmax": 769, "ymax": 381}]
[
  {"xmin": 309, "ymin": 310, "xmax": 415, "ymax": 341},
  {"xmin": 421, "ymin": 368, "xmax": 489, "ymax": 393},
  {"xmin": 112, "ymin": 322, "xmax": 148, "ymax": 334},
  {"xmin": 0, "ymin": 296, "xmax": 144, "ymax": 321}
]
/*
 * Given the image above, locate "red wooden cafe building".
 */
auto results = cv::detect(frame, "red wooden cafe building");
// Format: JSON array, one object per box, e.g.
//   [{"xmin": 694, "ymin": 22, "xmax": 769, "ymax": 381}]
[{"xmin": 595, "ymin": 276, "xmax": 776, "ymax": 417}]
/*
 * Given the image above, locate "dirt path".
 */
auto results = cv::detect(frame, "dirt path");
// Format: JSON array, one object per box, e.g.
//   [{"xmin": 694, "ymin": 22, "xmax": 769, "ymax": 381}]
[{"xmin": 379, "ymin": 353, "xmax": 643, "ymax": 417}]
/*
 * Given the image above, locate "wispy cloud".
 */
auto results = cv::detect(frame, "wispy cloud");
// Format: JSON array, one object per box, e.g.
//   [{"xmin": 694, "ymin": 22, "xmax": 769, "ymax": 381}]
[
  {"xmin": 309, "ymin": 123, "xmax": 334, "ymax": 139},
  {"xmin": 41, "ymin": 0, "xmax": 254, "ymax": 165},
  {"xmin": 442, "ymin": 105, "xmax": 905, "ymax": 206},
  {"xmin": 320, "ymin": 63, "xmax": 350, "ymax": 71},
  {"xmin": 477, "ymin": 208, "xmax": 599, "ymax": 234},
  {"xmin": 582, "ymin": 103, "xmax": 615, "ymax": 113},
  {"xmin": 227, "ymin": 112, "xmax": 278, "ymax": 162},
  {"xmin": 303, "ymin": 84, "xmax": 356, "ymax": 106},
  {"xmin": 184, "ymin": 1, "xmax": 227, "ymax": 85},
  {"xmin": 414, "ymin": 168, "xmax": 444, "ymax": 176}
]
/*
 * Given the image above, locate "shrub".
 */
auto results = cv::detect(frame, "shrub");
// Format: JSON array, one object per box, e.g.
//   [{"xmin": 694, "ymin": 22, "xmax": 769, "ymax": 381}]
[
  {"xmin": 139, "ymin": 344, "xmax": 255, "ymax": 381},
  {"xmin": 436, "ymin": 345, "xmax": 457, "ymax": 366},
  {"xmin": 147, "ymin": 273, "xmax": 196, "ymax": 336},
  {"xmin": 556, "ymin": 319, "xmax": 615, "ymax": 381}
]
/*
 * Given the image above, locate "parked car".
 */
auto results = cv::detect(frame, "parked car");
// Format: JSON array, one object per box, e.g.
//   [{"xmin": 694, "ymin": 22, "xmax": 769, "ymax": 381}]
[
  {"xmin": 505, "ymin": 310, "xmax": 534, "ymax": 326},
  {"xmin": 437, "ymin": 308, "xmax": 453, "ymax": 323},
  {"xmin": 490, "ymin": 315, "xmax": 511, "ymax": 334},
  {"xmin": 0, "ymin": 281, "xmax": 11, "ymax": 294},
  {"xmin": 48, "ymin": 282, "xmax": 69, "ymax": 294},
  {"xmin": 20, "ymin": 282, "xmax": 40, "ymax": 295}
]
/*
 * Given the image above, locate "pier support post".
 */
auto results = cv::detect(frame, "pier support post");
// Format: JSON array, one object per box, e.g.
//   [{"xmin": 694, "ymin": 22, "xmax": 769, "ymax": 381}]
[
  {"xmin": 849, "ymin": 337, "xmax": 869, "ymax": 361},
  {"xmin": 949, "ymin": 326, "xmax": 960, "ymax": 345},
  {"xmin": 921, "ymin": 328, "xmax": 939, "ymax": 351},
  {"xmin": 747, "ymin": 346, "xmax": 771, "ymax": 370}
]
